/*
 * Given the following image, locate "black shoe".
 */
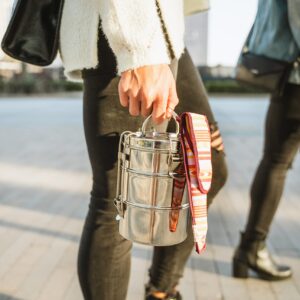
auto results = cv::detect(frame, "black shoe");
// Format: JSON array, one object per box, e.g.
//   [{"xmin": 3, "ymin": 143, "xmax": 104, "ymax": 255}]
[
  {"xmin": 232, "ymin": 232, "xmax": 292, "ymax": 281},
  {"xmin": 145, "ymin": 292, "xmax": 182, "ymax": 300},
  {"xmin": 145, "ymin": 284, "xmax": 182, "ymax": 300}
]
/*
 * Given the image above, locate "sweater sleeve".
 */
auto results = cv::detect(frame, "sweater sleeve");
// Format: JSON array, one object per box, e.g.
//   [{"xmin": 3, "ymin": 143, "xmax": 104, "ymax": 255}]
[{"xmin": 98, "ymin": 0, "xmax": 172, "ymax": 74}]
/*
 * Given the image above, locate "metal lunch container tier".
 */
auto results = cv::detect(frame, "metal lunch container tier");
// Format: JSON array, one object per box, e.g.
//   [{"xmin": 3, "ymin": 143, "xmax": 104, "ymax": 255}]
[{"xmin": 114, "ymin": 114, "xmax": 190, "ymax": 246}]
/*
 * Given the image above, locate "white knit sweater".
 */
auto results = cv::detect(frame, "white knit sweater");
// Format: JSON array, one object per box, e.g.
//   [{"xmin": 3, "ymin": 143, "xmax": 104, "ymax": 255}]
[{"xmin": 59, "ymin": 0, "xmax": 186, "ymax": 81}]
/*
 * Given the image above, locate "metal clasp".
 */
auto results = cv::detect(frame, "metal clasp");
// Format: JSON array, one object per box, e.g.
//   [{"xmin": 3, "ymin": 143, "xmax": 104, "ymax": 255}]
[
  {"xmin": 168, "ymin": 151, "xmax": 184, "ymax": 179},
  {"xmin": 114, "ymin": 196, "xmax": 126, "ymax": 218},
  {"xmin": 114, "ymin": 131, "xmax": 132, "ymax": 219}
]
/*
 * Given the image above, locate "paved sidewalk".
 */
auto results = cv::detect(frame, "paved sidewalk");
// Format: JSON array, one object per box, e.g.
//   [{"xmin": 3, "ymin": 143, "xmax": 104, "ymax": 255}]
[{"xmin": 0, "ymin": 95, "xmax": 299, "ymax": 300}]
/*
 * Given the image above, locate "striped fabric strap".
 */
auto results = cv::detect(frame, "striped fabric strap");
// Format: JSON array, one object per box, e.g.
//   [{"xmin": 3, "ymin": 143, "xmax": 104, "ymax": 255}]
[
  {"xmin": 179, "ymin": 112, "xmax": 212, "ymax": 253},
  {"xmin": 169, "ymin": 161, "xmax": 186, "ymax": 233}
]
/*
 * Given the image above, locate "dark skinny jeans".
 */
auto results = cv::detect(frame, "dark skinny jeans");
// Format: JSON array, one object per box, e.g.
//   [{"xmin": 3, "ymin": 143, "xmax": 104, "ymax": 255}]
[
  {"xmin": 78, "ymin": 45, "xmax": 227, "ymax": 299},
  {"xmin": 245, "ymin": 84, "xmax": 300, "ymax": 241}
]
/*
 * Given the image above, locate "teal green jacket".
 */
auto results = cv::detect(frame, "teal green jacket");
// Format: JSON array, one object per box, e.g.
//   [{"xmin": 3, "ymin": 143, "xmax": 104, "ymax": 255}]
[{"xmin": 247, "ymin": 0, "xmax": 300, "ymax": 84}]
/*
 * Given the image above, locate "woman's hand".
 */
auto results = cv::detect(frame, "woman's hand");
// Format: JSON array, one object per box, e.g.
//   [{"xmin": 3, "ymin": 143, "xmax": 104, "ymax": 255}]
[{"xmin": 118, "ymin": 64, "xmax": 179, "ymax": 124}]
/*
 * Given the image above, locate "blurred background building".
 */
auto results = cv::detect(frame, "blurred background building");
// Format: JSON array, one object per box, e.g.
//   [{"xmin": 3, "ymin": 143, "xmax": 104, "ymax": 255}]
[
  {"xmin": 185, "ymin": 12, "xmax": 209, "ymax": 66},
  {"xmin": 0, "ymin": 0, "xmax": 20, "ymax": 77},
  {"xmin": 0, "ymin": 0, "xmax": 12, "ymax": 60}
]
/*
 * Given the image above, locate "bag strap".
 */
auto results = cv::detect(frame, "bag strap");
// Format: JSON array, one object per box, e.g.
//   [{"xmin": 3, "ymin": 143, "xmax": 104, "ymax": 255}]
[
  {"xmin": 179, "ymin": 112, "xmax": 212, "ymax": 253},
  {"xmin": 169, "ymin": 161, "xmax": 186, "ymax": 233}
]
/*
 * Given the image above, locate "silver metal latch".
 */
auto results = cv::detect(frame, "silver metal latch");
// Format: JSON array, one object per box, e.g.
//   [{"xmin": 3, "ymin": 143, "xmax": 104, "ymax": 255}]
[{"xmin": 114, "ymin": 197, "xmax": 125, "ymax": 218}]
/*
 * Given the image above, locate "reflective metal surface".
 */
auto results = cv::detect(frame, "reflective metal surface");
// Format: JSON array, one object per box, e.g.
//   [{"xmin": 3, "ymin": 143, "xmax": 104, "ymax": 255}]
[
  {"xmin": 119, "ymin": 202, "xmax": 190, "ymax": 246},
  {"xmin": 115, "ymin": 116, "xmax": 189, "ymax": 246}
]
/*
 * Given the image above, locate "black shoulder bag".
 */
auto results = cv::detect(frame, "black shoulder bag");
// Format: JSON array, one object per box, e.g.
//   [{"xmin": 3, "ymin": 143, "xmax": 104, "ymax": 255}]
[
  {"xmin": 235, "ymin": 46, "xmax": 296, "ymax": 96},
  {"xmin": 1, "ymin": 0, "xmax": 64, "ymax": 66}
]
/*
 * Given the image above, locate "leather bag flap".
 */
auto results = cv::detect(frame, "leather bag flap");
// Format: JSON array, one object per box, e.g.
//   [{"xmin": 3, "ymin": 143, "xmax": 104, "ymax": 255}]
[{"xmin": 241, "ymin": 52, "xmax": 291, "ymax": 76}]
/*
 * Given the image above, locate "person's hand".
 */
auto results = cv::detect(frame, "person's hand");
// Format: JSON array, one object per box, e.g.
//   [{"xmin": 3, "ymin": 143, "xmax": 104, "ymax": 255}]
[{"xmin": 118, "ymin": 64, "xmax": 179, "ymax": 124}]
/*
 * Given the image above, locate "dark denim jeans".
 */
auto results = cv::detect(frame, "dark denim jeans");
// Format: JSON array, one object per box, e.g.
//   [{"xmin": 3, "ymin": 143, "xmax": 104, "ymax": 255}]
[
  {"xmin": 245, "ymin": 84, "xmax": 300, "ymax": 241},
  {"xmin": 77, "ymin": 49, "xmax": 227, "ymax": 300}
]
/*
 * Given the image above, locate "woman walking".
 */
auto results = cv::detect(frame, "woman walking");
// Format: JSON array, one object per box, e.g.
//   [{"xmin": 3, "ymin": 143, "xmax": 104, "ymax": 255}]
[{"xmin": 233, "ymin": 0, "xmax": 300, "ymax": 281}]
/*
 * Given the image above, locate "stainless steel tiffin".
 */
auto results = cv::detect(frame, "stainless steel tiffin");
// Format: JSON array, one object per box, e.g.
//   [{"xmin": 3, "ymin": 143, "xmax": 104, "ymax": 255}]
[{"xmin": 114, "ymin": 114, "xmax": 190, "ymax": 246}]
